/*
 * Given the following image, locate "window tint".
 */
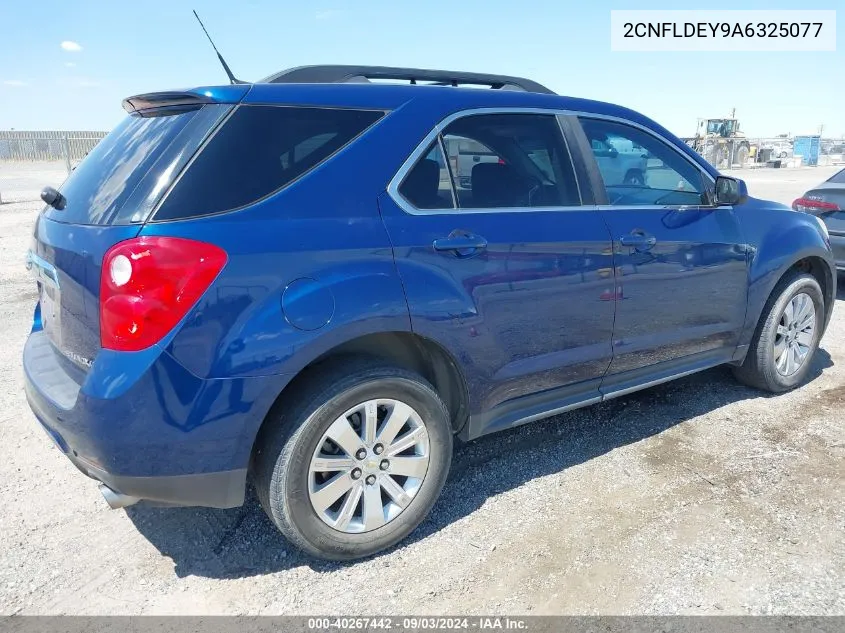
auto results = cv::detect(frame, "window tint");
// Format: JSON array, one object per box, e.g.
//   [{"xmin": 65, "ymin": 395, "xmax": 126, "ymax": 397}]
[
  {"xmin": 155, "ymin": 106, "xmax": 383, "ymax": 220},
  {"xmin": 398, "ymin": 142, "xmax": 455, "ymax": 209},
  {"xmin": 442, "ymin": 114, "xmax": 579, "ymax": 209},
  {"xmin": 828, "ymin": 168, "xmax": 845, "ymax": 184},
  {"xmin": 44, "ymin": 105, "xmax": 229, "ymax": 225},
  {"xmin": 443, "ymin": 135, "xmax": 501, "ymax": 192},
  {"xmin": 579, "ymin": 118, "xmax": 708, "ymax": 207}
]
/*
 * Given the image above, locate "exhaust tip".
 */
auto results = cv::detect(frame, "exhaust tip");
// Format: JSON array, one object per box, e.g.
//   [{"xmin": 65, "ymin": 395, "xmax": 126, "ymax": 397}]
[{"xmin": 98, "ymin": 483, "xmax": 140, "ymax": 509}]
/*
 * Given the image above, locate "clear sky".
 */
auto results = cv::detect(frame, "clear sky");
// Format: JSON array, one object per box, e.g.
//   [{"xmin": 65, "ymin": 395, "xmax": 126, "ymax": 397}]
[{"xmin": 0, "ymin": 0, "xmax": 842, "ymax": 138}]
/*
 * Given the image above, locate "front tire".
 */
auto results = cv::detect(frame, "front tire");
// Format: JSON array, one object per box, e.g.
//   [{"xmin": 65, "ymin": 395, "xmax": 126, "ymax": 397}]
[
  {"xmin": 253, "ymin": 359, "xmax": 453, "ymax": 560},
  {"xmin": 733, "ymin": 271, "xmax": 823, "ymax": 392}
]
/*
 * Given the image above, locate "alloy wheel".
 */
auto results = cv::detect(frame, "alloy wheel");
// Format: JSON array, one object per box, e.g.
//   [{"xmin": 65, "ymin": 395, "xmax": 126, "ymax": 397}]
[
  {"xmin": 774, "ymin": 292, "xmax": 816, "ymax": 377},
  {"xmin": 307, "ymin": 399, "xmax": 430, "ymax": 533}
]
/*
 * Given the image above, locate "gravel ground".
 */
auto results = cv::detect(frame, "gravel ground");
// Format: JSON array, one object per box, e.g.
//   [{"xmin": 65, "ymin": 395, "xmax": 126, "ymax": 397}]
[{"xmin": 0, "ymin": 162, "xmax": 843, "ymax": 615}]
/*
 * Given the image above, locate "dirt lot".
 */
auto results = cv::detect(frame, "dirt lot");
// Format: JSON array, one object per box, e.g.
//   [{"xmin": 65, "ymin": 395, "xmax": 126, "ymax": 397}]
[{"xmin": 0, "ymin": 162, "xmax": 843, "ymax": 615}]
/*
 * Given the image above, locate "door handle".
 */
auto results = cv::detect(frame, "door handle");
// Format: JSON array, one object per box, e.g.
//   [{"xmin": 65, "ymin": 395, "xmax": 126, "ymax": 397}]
[
  {"xmin": 619, "ymin": 232, "xmax": 657, "ymax": 251},
  {"xmin": 433, "ymin": 233, "xmax": 488, "ymax": 256}
]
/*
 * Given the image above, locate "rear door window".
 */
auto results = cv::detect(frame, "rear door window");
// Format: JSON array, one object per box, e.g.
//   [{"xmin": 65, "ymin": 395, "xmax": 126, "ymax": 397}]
[
  {"xmin": 154, "ymin": 105, "xmax": 384, "ymax": 221},
  {"xmin": 442, "ymin": 114, "xmax": 580, "ymax": 209},
  {"xmin": 398, "ymin": 142, "xmax": 455, "ymax": 209},
  {"xmin": 397, "ymin": 113, "xmax": 580, "ymax": 212}
]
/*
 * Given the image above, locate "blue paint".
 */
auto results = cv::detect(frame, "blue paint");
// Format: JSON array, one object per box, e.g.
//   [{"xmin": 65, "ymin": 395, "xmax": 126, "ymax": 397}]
[
  {"xmin": 22, "ymin": 80, "xmax": 835, "ymax": 507},
  {"xmin": 282, "ymin": 278, "xmax": 336, "ymax": 331}
]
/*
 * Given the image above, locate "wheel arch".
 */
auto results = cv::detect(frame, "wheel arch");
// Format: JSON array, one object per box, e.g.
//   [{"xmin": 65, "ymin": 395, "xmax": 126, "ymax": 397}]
[
  {"xmin": 741, "ymin": 241, "xmax": 836, "ymax": 352},
  {"xmin": 248, "ymin": 331, "xmax": 470, "ymax": 464}
]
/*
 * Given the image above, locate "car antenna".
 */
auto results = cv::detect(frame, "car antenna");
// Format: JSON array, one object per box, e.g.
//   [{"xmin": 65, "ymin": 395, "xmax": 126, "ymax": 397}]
[{"xmin": 192, "ymin": 10, "xmax": 246, "ymax": 85}]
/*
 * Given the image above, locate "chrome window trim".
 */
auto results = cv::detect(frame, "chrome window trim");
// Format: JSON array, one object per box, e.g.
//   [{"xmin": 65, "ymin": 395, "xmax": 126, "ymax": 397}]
[
  {"xmin": 594, "ymin": 204, "xmax": 733, "ymax": 212},
  {"xmin": 386, "ymin": 106, "xmax": 716, "ymax": 216},
  {"xmin": 437, "ymin": 135, "xmax": 459, "ymax": 209}
]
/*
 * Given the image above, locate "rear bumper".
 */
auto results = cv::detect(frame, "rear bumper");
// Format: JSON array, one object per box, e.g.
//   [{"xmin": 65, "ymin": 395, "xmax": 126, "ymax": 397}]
[
  {"xmin": 63, "ymin": 446, "xmax": 246, "ymax": 509},
  {"xmin": 23, "ymin": 330, "xmax": 286, "ymax": 508}
]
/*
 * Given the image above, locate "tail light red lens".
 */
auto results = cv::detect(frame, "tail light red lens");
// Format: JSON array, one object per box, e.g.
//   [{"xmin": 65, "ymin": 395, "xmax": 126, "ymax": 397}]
[
  {"xmin": 100, "ymin": 237, "xmax": 227, "ymax": 351},
  {"xmin": 792, "ymin": 197, "xmax": 840, "ymax": 214}
]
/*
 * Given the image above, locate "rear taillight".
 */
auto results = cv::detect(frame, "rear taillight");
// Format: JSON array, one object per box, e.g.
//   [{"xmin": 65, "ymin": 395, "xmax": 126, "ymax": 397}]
[
  {"xmin": 100, "ymin": 237, "xmax": 227, "ymax": 351},
  {"xmin": 792, "ymin": 197, "xmax": 840, "ymax": 214}
]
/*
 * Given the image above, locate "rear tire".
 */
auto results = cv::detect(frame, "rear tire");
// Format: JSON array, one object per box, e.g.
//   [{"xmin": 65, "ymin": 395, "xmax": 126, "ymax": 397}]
[
  {"xmin": 253, "ymin": 358, "xmax": 453, "ymax": 560},
  {"xmin": 733, "ymin": 271, "xmax": 823, "ymax": 392}
]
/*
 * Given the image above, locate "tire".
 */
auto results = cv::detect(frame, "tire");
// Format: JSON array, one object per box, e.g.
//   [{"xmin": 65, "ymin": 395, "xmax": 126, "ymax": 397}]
[
  {"xmin": 733, "ymin": 271, "xmax": 824, "ymax": 392},
  {"xmin": 735, "ymin": 145, "xmax": 750, "ymax": 166},
  {"xmin": 253, "ymin": 358, "xmax": 453, "ymax": 560}
]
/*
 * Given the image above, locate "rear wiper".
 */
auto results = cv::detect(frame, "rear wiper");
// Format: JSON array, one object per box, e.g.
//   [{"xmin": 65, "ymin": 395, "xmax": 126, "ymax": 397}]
[{"xmin": 40, "ymin": 186, "xmax": 66, "ymax": 210}]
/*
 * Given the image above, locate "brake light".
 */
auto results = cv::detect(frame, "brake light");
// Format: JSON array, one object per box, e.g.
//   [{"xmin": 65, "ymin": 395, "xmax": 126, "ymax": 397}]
[
  {"xmin": 100, "ymin": 237, "xmax": 227, "ymax": 351},
  {"xmin": 792, "ymin": 197, "xmax": 840, "ymax": 214}
]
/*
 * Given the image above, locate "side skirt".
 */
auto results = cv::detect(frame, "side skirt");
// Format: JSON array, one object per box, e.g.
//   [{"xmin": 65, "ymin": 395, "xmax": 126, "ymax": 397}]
[{"xmin": 460, "ymin": 348, "xmax": 734, "ymax": 441}]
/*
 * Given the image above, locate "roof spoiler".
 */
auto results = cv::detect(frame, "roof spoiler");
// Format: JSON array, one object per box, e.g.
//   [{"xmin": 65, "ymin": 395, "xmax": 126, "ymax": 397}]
[
  {"xmin": 122, "ymin": 91, "xmax": 215, "ymax": 114},
  {"xmin": 260, "ymin": 65, "xmax": 556, "ymax": 95},
  {"xmin": 122, "ymin": 86, "xmax": 250, "ymax": 114}
]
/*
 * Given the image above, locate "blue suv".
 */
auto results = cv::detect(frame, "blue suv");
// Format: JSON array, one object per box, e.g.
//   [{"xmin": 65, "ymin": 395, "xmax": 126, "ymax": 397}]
[{"xmin": 24, "ymin": 66, "xmax": 835, "ymax": 560}]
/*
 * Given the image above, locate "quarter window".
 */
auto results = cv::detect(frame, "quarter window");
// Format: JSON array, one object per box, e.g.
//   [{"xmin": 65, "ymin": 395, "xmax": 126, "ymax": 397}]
[
  {"xmin": 155, "ymin": 105, "xmax": 383, "ymax": 220},
  {"xmin": 579, "ymin": 118, "xmax": 709, "ymax": 207}
]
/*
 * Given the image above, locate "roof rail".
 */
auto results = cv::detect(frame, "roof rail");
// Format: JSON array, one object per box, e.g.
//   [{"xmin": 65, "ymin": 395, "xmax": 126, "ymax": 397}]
[{"xmin": 259, "ymin": 65, "xmax": 556, "ymax": 95}]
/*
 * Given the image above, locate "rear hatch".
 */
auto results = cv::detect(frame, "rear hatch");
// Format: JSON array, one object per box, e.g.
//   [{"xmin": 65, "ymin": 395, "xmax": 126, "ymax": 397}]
[{"xmin": 29, "ymin": 89, "xmax": 243, "ymax": 372}]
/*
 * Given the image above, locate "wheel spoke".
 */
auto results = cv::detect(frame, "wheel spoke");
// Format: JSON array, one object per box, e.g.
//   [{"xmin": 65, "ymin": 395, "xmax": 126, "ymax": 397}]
[
  {"xmin": 783, "ymin": 300, "xmax": 795, "ymax": 325},
  {"xmin": 381, "ymin": 475, "xmax": 412, "ymax": 509},
  {"xmin": 388, "ymin": 455, "xmax": 429, "ymax": 479},
  {"xmin": 785, "ymin": 344, "xmax": 798, "ymax": 375},
  {"xmin": 311, "ymin": 472, "xmax": 354, "ymax": 512},
  {"xmin": 325, "ymin": 415, "xmax": 363, "ymax": 457},
  {"xmin": 362, "ymin": 482, "xmax": 386, "ymax": 531},
  {"xmin": 794, "ymin": 343, "xmax": 805, "ymax": 369},
  {"xmin": 334, "ymin": 483, "xmax": 363, "ymax": 531},
  {"xmin": 797, "ymin": 310, "xmax": 815, "ymax": 331},
  {"xmin": 794, "ymin": 295, "xmax": 811, "ymax": 325},
  {"xmin": 777, "ymin": 344, "xmax": 790, "ymax": 373},
  {"xmin": 377, "ymin": 402, "xmax": 412, "ymax": 446},
  {"xmin": 311, "ymin": 456, "xmax": 355, "ymax": 473},
  {"xmin": 386, "ymin": 426, "xmax": 426, "ymax": 457},
  {"xmin": 363, "ymin": 401, "xmax": 378, "ymax": 444},
  {"xmin": 796, "ymin": 330, "xmax": 814, "ymax": 347},
  {"xmin": 774, "ymin": 337, "xmax": 788, "ymax": 361},
  {"xmin": 776, "ymin": 324, "xmax": 789, "ymax": 337}
]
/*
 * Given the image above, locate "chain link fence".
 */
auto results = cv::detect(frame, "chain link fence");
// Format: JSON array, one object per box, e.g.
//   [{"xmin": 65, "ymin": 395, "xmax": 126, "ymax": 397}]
[{"xmin": 0, "ymin": 130, "xmax": 107, "ymax": 174}]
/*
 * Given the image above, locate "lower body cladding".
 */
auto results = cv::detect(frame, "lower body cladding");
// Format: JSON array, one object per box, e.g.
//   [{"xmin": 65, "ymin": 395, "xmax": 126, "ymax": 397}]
[{"xmin": 23, "ymin": 330, "xmax": 288, "ymax": 509}]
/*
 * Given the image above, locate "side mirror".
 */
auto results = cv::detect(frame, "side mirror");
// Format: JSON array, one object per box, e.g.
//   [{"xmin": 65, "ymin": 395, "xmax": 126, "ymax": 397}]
[{"xmin": 714, "ymin": 176, "xmax": 748, "ymax": 206}]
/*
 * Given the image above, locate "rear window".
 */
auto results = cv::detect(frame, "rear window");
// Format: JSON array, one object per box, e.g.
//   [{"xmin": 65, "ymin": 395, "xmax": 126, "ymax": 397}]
[
  {"xmin": 45, "ymin": 105, "xmax": 230, "ymax": 225},
  {"xmin": 828, "ymin": 168, "xmax": 845, "ymax": 184},
  {"xmin": 153, "ymin": 105, "xmax": 384, "ymax": 221}
]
